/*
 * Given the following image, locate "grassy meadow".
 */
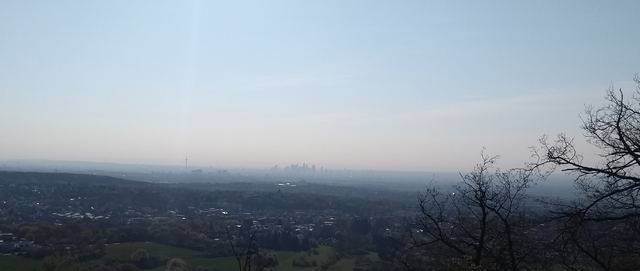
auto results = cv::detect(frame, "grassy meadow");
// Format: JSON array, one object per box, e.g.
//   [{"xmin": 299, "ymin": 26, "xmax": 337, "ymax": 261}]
[
  {"xmin": 0, "ymin": 254, "xmax": 42, "ymax": 271},
  {"xmin": 0, "ymin": 242, "xmax": 378, "ymax": 271}
]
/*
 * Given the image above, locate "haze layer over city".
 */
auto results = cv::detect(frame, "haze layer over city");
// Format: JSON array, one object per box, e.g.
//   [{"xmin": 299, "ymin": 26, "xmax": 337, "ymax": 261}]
[
  {"xmin": 6, "ymin": 2, "xmax": 640, "ymax": 271},
  {"xmin": 2, "ymin": 1, "xmax": 640, "ymax": 173}
]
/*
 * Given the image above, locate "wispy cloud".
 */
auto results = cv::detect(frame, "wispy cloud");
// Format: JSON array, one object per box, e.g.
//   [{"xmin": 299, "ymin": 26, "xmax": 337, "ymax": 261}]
[{"xmin": 364, "ymin": 86, "xmax": 607, "ymax": 124}]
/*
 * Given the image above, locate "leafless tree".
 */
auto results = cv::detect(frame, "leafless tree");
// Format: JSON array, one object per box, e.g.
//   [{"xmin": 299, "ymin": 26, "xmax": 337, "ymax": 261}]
[
  {"xmin": 398, "ymin": 151, "xmax": 547, "ymax": 271},
  {"xmin": 531, "ymin": 76, "xmax": 640, "ymax": 271},
  {"xmin": 226, "ymin": 228, "xmax": 275, "ymax": 271}
]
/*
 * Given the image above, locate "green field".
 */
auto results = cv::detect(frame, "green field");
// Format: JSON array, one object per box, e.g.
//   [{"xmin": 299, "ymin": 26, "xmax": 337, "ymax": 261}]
[
  {"xmin": 0, "ymin": 254, "xmax": 42, "ymax": 271},
  {"xmin": 0, "ymin": 243, "xmax": 377, "ymax": 271},
  {"xmin": 104, "ymin": 242, "xmax": 376, "ymax": 271}
]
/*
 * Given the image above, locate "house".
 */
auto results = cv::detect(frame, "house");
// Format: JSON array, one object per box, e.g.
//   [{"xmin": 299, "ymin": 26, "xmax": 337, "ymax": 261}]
[
  {"xmin": 15, "ymin": 240, "xmax": 39, "ymax": 252},
  {"xmin": 0, "ymin": 241, "xmax": 15, "ymax": 253},
  {"xmin": 0, "ymin": 233, "xmax": 13, "ymax": 242}
]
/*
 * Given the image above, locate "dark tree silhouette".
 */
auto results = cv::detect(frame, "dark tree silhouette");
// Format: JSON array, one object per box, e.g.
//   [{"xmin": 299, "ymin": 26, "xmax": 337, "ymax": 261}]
[
  {"xmin": 398, "ymin": 151, "xmax": 546, "ymax": 271},
  {"xmin": 532, "ymin": 76, "xmax": 640, "ymax": 271},
  {"xmin": 226, "ymin": 228, "xmax": 276, "ymax": 271}
]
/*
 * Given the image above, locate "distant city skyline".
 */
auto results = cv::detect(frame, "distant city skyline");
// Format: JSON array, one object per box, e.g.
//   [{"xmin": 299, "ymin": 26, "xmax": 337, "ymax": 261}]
[{"xmin": 2, "ymin": 1, "xmax": 640, "ymax": 172}]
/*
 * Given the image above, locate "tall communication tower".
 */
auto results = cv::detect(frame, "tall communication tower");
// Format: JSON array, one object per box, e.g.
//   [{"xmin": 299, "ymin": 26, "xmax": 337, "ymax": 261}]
[{"xmin": 185, "ymin": 156, "xmax": 188, "ymax": 169}]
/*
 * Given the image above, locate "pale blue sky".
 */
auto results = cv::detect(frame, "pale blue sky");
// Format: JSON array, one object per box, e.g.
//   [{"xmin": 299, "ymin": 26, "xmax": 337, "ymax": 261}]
[{"xmin": 1, "ymin": 1, "xmax": 639, "ymax": 171}]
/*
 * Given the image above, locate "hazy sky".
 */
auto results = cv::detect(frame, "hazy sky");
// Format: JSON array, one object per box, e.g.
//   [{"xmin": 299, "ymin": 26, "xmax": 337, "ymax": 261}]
[{"xmin": 2, "ymin": 1, "xmax": 639, "ymax": 171}]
